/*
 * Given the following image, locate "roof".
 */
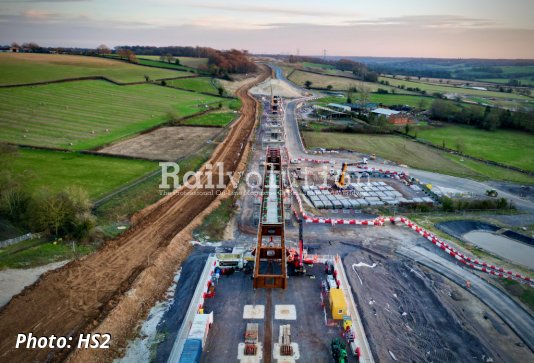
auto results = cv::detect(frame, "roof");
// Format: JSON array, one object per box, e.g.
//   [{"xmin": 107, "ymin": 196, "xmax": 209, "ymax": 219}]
[
  {"xmin": 371, "ymin": 108, "xmax": 401, "ymax": 116},
  {"xmin": 347, "ymin": 102, "xmax": 378, "ymax": 109},
  {"xmin": 327, "ymin": 103, "xmax": 351, "ymax": 111},
  {"xmin": 313, "ymin": 105, "xmax": 347, "ymax": 115}
]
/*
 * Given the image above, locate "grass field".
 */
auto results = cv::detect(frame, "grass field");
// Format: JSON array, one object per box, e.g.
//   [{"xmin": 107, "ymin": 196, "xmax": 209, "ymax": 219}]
[
  {"xmin": 303, "ymin": 132, "xmax": 534, "ymax": 184},
  {"xmin": 136, "ymin": 58, "xmax": 194, "ymax": 73},
  {"xmin": 138, "ymin": 56, "xmax": 209, "ymax": 69},
  {"xmin": 413, "ymin": 124, "xmax": 534, "ymax": 172},
  {"xmin": 0, "ymin": 80, "xmax": 229, "ymax": 150},
  {"xmin": 167, "ymin": 77, "xmax": 219, "ymax": 94},
  {"xmin": 181, "ymin": 111, "xmax": 237, "ymax": 127},
  {"xmin": 0, "ymin": 53, "xmax": 187, "ymax": 85},
  {"xmin": 380, "ymin": 76, "xmax": 531, "ymax": 100},
  {"xmin": 289, "ymin": 70, "xmax": 413, "ymax": 94},
  {"xmin": 314, "ymin": 94, "xmax": 434, "ymax": 110},
  {"xmin": 4, "ymin": 149, "xmax": 157, "ymax": 199},
  {"xmin": 95, "ymin": 144, "xmax": 214, "ymax": 226},
  {"xmin": 478, "ymin": 78, "xmax": 534, "ymax": 86},
  {"xmin": 0, "ymin": 238, "xmax": 95, "ymax": 270},
  {"xmin": 368, "ymin": 94, "xmax": 433, "ymax": 108}
]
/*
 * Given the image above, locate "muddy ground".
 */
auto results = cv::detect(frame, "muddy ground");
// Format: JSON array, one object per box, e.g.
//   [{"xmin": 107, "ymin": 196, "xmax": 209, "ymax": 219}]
[
  {"xmin": 98, "ymin": 126, "xmax": 222, "ymax": 161},
  {"xmin": 344, "ymin": 243, "xmax": 533, "ymax": 362}
]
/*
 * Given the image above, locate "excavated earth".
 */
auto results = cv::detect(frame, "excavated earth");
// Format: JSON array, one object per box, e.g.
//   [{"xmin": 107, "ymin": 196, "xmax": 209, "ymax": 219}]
[{"xmin": 0, "ymin": 66, "xmax": 270, "ymax": 362}]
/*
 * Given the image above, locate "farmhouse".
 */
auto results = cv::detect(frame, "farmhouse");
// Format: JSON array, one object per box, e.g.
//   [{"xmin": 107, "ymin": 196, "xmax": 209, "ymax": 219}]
[{"xmin": 371, "ymin": 107, "xmax": 413, "ymax": 125}]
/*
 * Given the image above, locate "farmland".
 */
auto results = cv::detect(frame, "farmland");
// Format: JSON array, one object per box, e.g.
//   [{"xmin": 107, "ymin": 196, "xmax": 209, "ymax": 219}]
[
  {"xmin": 380, "ymin": 76, "xmax": 532, "ymax": 100},
  {"xmin": 0, "ymin": 80, "xmax": 229, "ymax": 150},
  {"xmin": 368, "ymin": 94, "xmax": 433, "ymax": 108},
  {"xmin": 181, "ymin": 111, "xmax": 237, "ymax": 127},
  {"xmin": 303, "ymin": 131, "xmax": 534, "ymax": 184},
  {"xmin": 413, "ymin": 124, "xmax": 534, "ymax": 171},
  {"xmin": 137, "ymin": 56, "xmax": 209, "ymax": 69},
  {"xmin": 98, "ymin": 126, "xmax": 223, "ymax": 161},
  {"xmin": 289, "ymin": 70, "xmax": 413, "ymax": 93},
  {"xmin": 167, "ymin": 77, "xmax": 219, "ymax": 94},
  {"xmin": 0, "ymin": 53, "xmax": 187, "ymax": 85},
  {"xmin": 4, "ymin": 149, "xmax": 157, "ymax": 199}
]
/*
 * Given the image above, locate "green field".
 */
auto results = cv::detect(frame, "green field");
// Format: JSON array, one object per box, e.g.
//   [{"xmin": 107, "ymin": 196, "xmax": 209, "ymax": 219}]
[
  {"xmin": 0, "ymin": 238, "xmax": 95, "ymax": 270},
  {"xmin": 136, "ymin": 58, "xmax": 194, "ymax": 73},
  {"xmin": 303, "ymin": 132, "xmax": 534, "ymax": 184},
  {"xmin": 0, "ymin": 53, "xmax": 186, "ymax": 85},
  {"xmin": 301, "ymin": 62, "xmax": 335, "ymax": 69},
  {"xmin": 478, "ymin": 78, "xmax": 534, "ymax": 86},
  {"xmin": 414, "ymin": 124, "xmax": 534, "ymax": 172},
  {"xmin": 167, "ymin": 77, "xmax": 219, "ymax": 94},
  {"xmin": 4, "ymin": 149, "xmax": 157, "ymax": 199},
  {"xmin": 0, "ymin": 80, "xmax": 229, "ymax": 150},
  {"xmin": 315, "ymin": 94, "xmax": 433, "ymax": 109},
  {"xmin": 368, "ymin": 94, "xmax": 433, "ymax": 108},
  {"xmin": 289, "ymin": 70, "xmax": 413, "ymax": 94},
  {"xmin": 138, "ymin": 56, "xmax": 209, "ymax": 69},
  {"xmin": 380, "ymin": 76, "xmax": 531, "ymax": 100},
  {"xmin": 182, "ymin": 111, "xmax": 237, "ymax": 127}
]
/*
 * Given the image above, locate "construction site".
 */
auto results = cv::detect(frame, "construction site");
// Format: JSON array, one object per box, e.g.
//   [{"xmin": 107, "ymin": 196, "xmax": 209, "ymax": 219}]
[
  {"xmin": 154, "ymin": 81, "xmax": 534, "ymax": 363},
  {"xmin": 1, "ymin": 65, "xmax": 533, "ymax": 363}
]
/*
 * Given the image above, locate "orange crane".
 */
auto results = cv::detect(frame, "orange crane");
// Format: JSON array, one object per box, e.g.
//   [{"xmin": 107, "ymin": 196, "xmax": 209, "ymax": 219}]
[{"xmin": 334, "ymin": 159, "xmax": 367, "ymax": 189}]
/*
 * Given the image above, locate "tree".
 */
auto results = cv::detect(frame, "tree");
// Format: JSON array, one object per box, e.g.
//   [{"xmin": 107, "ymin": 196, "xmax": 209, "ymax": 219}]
[
  {"xmin": 96, "ymin": 44, "xmax": 111, "ymax": 55},
  {"xmin": 404, "ymin": 124, "xmax": 411, "ymax": 135},
  {"xmin": 326, "ymin": 85, "xmax": 333, "ymax": 91},
  {"xmin": 417, "ymin": 98, "xmax": 427, "ymax": 111},
  {"xmin": 304, "ymin": 80, "xmax": 313, "ymax": 89},
  {"xmin": 430, "ymin": 99, "xmax": 453, "ymax": 120},
  {"xmin": 29, "ymin": 187, "xmax": 94, "ymax": 239},
  {"xmin": 22, "ymin": 42, "xmax": 40, "ymax": 52},
  {"xmin": 217, "ymin": 86, "xmax": 225, "ymax": 96},
  {"xmin": 164, "ymin": 53, "xmax": 175, "ymax": 64},
  {"xmin": 175, "ymin": 58, "xmax": 181, "ymax": 65},
  {"xmin": 10, "ymin": 42, "xmax": 20, "ymax": 49},
  {"xmin": 455, "ymin": 138, "xmax": 465, "ymax": 154},
  {"xmin": 357, "ymin": 84, "xmax": 370, "ymax": 107},
  {"xmin": 144, "ymin": 74, "xmax": 150, "ymax": 82}
]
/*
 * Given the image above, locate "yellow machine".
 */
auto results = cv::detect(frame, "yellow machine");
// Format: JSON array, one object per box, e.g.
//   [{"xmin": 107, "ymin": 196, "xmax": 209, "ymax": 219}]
[
  {"xmin": 334, "ymin": 160, "xmax": 367, "ymax": 189},
  {"xmin": 329, "ymin": 288, "xmax": 347, "ymax": 320}
]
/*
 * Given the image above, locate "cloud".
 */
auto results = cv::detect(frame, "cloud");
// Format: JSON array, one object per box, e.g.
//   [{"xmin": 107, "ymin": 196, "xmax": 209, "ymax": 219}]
[
  {"xmin": 184, "ymin": 2, "xmax": 359, "ymax": 18},
  {"xmin": 346, "ymin": 14, "xmax": 498, "ymax": 29},
  {"xmin": 15, "ymin": 0, "xmax": 90, "ymax": 2},
  {"xmin": 22, "ymin": 9, "xmax": 59, "ymax": 19}
]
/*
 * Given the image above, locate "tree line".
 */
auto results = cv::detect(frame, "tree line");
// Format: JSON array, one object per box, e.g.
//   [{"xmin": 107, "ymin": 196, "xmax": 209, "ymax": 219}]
[
  {"xmin": 0, "ymin": 144, "xmax": 95, "ymax": 242},
  {"xmin": 430, "ymin": 99, "xmax": 534, "ymax": 132},
  {"xmin": 288, "ymin": 55, "xmax": 378, "ymax": 82}
]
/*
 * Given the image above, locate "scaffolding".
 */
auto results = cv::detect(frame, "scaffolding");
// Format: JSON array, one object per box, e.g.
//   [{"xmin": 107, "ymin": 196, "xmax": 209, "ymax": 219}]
[{"xmin": 253, "ymin": 147, "xmax": 288, "ymax": 289}]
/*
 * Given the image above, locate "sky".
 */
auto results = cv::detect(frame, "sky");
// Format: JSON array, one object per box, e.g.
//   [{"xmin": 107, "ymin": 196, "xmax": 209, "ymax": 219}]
[{"xmin": 1, "ymin": 0, "xmax": 533, "ymax": 58}]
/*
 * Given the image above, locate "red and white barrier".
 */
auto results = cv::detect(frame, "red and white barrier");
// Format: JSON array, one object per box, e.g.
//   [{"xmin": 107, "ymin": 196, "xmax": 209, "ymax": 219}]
[{"xmin": 288, "ymin": 173, "xmax": 533, "ymax": 286}]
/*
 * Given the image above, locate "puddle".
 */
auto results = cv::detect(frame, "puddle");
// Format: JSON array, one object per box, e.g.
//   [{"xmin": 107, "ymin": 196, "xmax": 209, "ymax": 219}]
[{"xmin": 463, "ymin": 231, "xmax": 534, "ymax": 270}]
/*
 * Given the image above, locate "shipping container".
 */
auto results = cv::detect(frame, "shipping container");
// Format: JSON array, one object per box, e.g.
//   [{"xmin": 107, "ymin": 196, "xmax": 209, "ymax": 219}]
[{"xmin": 179, "ymin": 338, "xmax": 202, "ymax": 363}]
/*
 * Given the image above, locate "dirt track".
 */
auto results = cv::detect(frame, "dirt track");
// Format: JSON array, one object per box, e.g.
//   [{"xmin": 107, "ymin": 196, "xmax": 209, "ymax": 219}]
[{"xmin": 0, "ymin": 66, "xmax": 270, "ymax": 362}]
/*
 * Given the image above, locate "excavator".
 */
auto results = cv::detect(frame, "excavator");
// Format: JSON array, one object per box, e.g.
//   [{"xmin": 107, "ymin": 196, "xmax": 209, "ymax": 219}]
[{"xmin": 334, "ymin": 159, "xmax": 368, "ymax": 189}]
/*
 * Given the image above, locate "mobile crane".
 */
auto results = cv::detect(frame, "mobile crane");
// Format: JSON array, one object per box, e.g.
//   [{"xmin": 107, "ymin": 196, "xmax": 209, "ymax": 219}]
[{"xmin": 334, "ymin": 159, "xmax": 368, "ymax": 189}]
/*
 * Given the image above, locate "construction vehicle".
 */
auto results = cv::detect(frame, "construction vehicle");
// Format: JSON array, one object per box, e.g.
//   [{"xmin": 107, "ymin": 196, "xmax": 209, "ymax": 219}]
[
  {"xmin": 486, "ymin": 189, "xmax": 498, "ymax": 197},
  {"xmin": 334, "ymin": 159, "xmax": 368, "ymax": 189},
  {"xmin": 288, "ymin": 219, "xmax": 306, "ymax": 275},
  {"xmin": 331, "ymin": 338, "xmax": 348, "ymax": 363}
]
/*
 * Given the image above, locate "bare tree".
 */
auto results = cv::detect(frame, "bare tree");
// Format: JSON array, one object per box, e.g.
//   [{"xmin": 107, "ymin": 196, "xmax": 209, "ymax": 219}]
[{"xmin": 96, "ymin": 44, "xmax": 111, "ymax": 55}]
